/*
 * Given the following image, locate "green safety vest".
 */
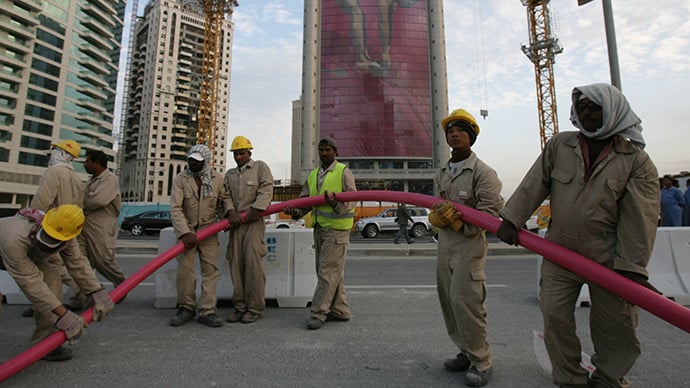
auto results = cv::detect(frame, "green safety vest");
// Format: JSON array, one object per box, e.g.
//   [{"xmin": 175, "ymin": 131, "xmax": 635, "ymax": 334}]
[{"xmin": 308, "ymin": 163, "xmax": 354, "ymax": 230}]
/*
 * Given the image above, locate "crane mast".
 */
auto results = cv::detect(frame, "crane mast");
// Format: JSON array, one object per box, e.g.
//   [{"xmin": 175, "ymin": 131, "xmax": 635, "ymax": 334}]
[
  {"xmin": 183, "ymin": 0, "xmax": 238, "ymax": 164},
  {"xmin": 521, "ymin": 0, "xmax": 562, "ymax": 150}
]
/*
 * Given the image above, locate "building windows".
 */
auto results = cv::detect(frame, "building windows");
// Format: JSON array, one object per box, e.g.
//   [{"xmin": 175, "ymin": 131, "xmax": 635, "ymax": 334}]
[{"xmin": 18, "ymin": 151, "xmax": 48, "ymax": 167}]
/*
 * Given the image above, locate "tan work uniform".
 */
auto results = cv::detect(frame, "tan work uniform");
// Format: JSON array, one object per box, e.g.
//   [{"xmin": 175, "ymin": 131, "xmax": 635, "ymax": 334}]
[
  {"xmin": 499, "ymin": 133, "xmax": 659, "ymax": 387},
  {"xmin": 223, "ymin": 160, "xmax": 273, "ymax": 315},
  {"xmin": 78, "ymin": 169, "xmax": 126, "ymax": 287},
  {"xmin": 171, "ymin": 171, "xmax": 227, "ymax": 318},
  {"xmin": 0, "ymin": 216, "xmax": 102, "ymax": 343},
  {"xmin": 296, "ymin": 160, "xmax": 357, "ymax": 321},
  {"xmin": 31, "ymin": 164, "xmax": 86, "ymax": 306},
  {"xmin": 434, "ymin": 151, "xmax": 503, "ymax": 373}
]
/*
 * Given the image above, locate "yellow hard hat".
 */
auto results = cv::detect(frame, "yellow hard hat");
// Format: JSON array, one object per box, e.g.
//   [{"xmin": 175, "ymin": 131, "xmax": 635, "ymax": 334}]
[
  {"xmin": 41, "ymin": 204, "xmax": 85, "ymax": 241},
  {"xmin": 441, "ymin": 109, "xmax": 480, "ymax": 137},
  {"xmin": 52, "ymin": 139, "xmax": 81, "ymax": 158},
  {"xmin": 230, "ymin": 135, "xmax": 253, "ymax": 151}
]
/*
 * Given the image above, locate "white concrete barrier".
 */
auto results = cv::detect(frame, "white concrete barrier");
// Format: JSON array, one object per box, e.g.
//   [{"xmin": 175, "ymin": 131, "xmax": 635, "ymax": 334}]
[
  {"xmin": 0, "ymin": 271, "xmax": 72, "ymax": 305},
  {"xmin": 154, "ymin": 227, "xmax": 317, "ymax": 309},
  {"xmin": 648, "ymin": 227, "xmax": 690, "ymax": 305}
]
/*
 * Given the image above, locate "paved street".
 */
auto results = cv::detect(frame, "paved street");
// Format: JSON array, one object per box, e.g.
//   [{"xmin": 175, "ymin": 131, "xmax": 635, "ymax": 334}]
[{"xmin": 1, "ymin": 237, "xmax": 689, "ymax": 387}]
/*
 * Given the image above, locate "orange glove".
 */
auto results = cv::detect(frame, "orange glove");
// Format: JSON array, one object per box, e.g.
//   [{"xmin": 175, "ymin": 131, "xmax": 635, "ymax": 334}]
[
  {"xmin": 428, "ymin": 210, "xmax": 449, "ymax": 228},
  {"xmin": 441, "ymin": 205, "xmax": 463, "ymax": 232}
]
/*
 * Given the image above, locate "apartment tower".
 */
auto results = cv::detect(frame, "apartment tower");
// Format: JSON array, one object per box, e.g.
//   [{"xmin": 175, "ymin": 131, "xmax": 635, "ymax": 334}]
[{"xmin": 119, "ymin": 0, "xmax": 234, "ymax": 203}]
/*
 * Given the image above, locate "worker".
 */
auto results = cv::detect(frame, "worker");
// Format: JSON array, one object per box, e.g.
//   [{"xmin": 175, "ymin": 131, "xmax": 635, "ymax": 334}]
[
  {"xmin": 169, "ymin": 145, "xmax": 228, "ymax": 328},
  {"xmin": 496, "ymin": 83, "xmax": 660, "ymax": 387},
  {"xmin": 427, "ymin": 109, "xmax": 503, "ymax": 387},
  {"xmin": 26, "ymin": 139, "xmax": 87, "ymax": 316},
  {"xmin": 393, "ymin": 203, "xmax": 413, "ymax": 244},
  {"xmin": 79, "ymin": 150, "xmax": 127, "ymax": 292},
  {"xmin": 0, "ymin": 205, "xmax": 114, "ymax": 361},
  {"xmin": 283, "ymin": 137, "xmax": 357, "ymax": 330},
  {"xmin": 223, "ymin": 136, "xmax": 274, "ymax": 324}
]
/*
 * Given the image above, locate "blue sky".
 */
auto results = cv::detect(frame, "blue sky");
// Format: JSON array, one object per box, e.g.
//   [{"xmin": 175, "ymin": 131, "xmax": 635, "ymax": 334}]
[{"xmin": 126, "ymin": 0, "xmax": 690, "ymax": 197}]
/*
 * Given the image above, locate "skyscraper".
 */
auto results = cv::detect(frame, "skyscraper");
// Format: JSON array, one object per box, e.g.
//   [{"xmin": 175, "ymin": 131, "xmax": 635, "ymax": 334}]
[
  {"xmin": 296, "ymin": 0, "xmax": 448, "ymax": 193},
  {"xmin": 119, "ymin": 0, "xmax": 235, "ymax": 203},
  {"xmin": 0, "ymin": 0, "xmax": 125, "ymax": 213}
]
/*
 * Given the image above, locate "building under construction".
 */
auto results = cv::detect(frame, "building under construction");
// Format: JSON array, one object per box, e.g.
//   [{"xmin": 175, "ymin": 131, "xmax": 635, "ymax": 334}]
[{"xmin": 119, "ymin": 0, "xmax": 235, "ymax": 203}]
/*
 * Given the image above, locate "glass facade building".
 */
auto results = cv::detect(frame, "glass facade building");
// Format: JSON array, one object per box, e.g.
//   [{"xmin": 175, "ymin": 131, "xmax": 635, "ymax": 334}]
[
  {"xmin": 0, "ymin": 0, "xmax": 124, "ymax": 213},
  {"xmin": 297, "ymin": 0, "xmax": 448, "ymax": 194}
]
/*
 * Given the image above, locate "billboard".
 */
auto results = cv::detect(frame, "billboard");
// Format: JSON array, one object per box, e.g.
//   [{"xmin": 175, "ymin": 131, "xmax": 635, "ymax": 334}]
[{"xmin": 320, "ymin": 0, "xmax": 432, "ymax": 158}]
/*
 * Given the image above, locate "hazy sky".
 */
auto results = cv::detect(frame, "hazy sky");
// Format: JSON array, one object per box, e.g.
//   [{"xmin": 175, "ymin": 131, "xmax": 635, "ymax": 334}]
[{"xmin": 126, "ymin": 0, "xmax": 690, "ymax": 198}]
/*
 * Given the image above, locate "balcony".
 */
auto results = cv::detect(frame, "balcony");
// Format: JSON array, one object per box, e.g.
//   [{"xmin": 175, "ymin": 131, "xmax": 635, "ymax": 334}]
[{"xmin": 81, "ymin": 4, "xmax": 116, "ymax": 28}]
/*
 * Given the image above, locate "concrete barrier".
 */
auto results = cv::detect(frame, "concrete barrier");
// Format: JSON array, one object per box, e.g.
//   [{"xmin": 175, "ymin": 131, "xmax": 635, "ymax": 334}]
[
  {"xmin": 154, "ymin": 227, "xmax": 317, "ymax": 308},
  {"xmin": 648, "ymin": 227, "xmax": 690, "ymax": 305}
]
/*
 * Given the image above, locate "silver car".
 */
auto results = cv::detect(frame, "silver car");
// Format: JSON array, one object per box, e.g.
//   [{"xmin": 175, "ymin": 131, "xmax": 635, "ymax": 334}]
[{"xmin": 355, "ymin": 207, "xmax": 432, "ymax": 238}]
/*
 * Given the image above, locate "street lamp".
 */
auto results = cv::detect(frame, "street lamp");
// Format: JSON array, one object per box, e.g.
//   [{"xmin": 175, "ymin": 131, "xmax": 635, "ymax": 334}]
[{"xmin": 578, "ymin": 0, "xmax": 621, "ymax": 90}]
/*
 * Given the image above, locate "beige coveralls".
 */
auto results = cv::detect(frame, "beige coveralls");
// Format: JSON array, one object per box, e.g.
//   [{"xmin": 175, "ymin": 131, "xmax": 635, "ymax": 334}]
[
  {"xmin": 0, "ymin": 216, "xmax": 102, "ymax": 343},
  {"xmin": 170, "ymin": 171, "xmax": 227, "ymax": 317},
  {"xmin": 30, "ymin": 164, "xmax": 86, "ymax": 306},
  {"xmin": 78, "ymin": 169, "xmax": 126, "ymax": 286},
  {"xmin": 499, "ymin": 133, "xmax": 659, "ymax": 387},
  {"xmin": 223, "ymin": 160, "xmax": 273, "ymax": 315},
  {"xmin": 434, "ymin": 152, "xmax": 503, "ymax": 373},
  {"xmin": 297, "ymin": 161, "xmax": 357, "ymax": 321}
]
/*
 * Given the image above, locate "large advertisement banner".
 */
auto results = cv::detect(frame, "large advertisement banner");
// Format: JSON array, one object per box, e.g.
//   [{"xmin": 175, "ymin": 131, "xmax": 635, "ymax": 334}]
[{"xmin": 320, "ymin": 0, "xmax": 432, "ymax": 158}]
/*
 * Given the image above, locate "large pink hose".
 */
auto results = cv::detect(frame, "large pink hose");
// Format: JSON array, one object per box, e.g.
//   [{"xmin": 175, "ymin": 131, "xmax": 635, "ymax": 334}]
[{"xmin": 1, "ymin": 190, "xmax": 688, "ymax": 381}]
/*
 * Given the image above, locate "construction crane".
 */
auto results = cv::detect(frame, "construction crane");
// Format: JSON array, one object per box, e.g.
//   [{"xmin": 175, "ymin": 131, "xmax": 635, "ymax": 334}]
[
  {"xmin": 520, "ymin": 0, "xmax": 562, "ymax": 150},
  {"xmin": 183, "ymin": 0, "xmax": 238, "ymax": 163}
]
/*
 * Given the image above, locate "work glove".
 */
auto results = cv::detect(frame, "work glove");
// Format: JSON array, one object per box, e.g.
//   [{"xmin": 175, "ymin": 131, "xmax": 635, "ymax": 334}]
[
  {"xmin": 227, "ymin": 209, "xmax": 241, "ymax": 226},
  {"xmin": 91, "ymin": 288, "xmax": 115, "ymax": 322},
  {"xmin": 54, "ymin": 310, "xmax": 87, "ymax": 345},
  {"xmin": 246, "ymin": 207, "xmax": 261, "ymax": 222},
  {"xmin": 497, "ymin": 219, "xmax": 520, "ymax": 246},
  {"xmin": 283, "ymin": 206, "xmax": 301, "ymax": 219},
  {"xmin": 428, "ymin": 209, "xmax": 449, "ymax": 228},
  {"xmin": 441, "ymin": 204, "xmax": 464, "ymax": 232},
  {"xmin": 616, "ymin": 270, "xmax": 662, "ymax": 295},
  {"xmin": 180, "ymin": 232, "xmax": 197, "ymax": 250}
]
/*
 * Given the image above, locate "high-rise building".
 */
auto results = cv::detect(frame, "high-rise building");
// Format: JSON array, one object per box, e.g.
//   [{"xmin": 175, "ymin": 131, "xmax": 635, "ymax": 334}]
[
  {"xmin": 0, "ymin": 0, "xmax": 125, "ymax": 214},
  {"xmin": 295, "ymin": 0, "xmax": 449, "ymax": 194},
  {"xmin": 119, "ymin": 0, "xmax": 235, "ymax": 203}
]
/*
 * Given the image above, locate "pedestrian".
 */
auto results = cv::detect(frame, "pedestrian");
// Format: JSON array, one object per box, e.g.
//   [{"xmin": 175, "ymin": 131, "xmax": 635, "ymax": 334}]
[
  {"xmin": 223, "ymin": 136, "xmax": 274, "ymax": 324},
  {"xmin": 496, "ymin": 83, "xmax": 660, "ymax": 387},
  {"xmin": 168, "ymin": 145, "xmax": 228, "ymax": 328},
  {"xmin": 684, "ymin": 180, "xmax": 690, "ymax": 226},
  {"xmin": 27, "ymin": 139, "xmax": 88, "ymax": 316},
  {"xmin": 393, "ymin": 203, "xmax": 413, "ymax": 244},
  {"xmin": 0, "ymin": 205, "xmax": 114, "ymax": 361},
  {"xmin": 660, "ymin": 175, "xmax": 685, "ymax": 226},
  {"xmin": 79, "ymin": 150, "xmax": 127, "ymax": 292},
  {"xmin": 283, "ymin": 137, "xmax": 356, "ymax": 330},
  {"xmin": 426, "ymin": 108, "xmax": 503, "ymax": 387}
]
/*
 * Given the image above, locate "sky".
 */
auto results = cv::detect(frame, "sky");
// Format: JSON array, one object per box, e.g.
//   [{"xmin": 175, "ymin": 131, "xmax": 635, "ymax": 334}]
[{"xmin": 125, "ymin": 0, "xmax": 690, "ymax": 198}]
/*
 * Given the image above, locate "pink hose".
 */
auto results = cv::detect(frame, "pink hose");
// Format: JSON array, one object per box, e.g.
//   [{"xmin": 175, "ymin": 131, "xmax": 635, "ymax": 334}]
[{"xmin": 1, "ymin": 190, "xmax": 688, "ymax": 381}]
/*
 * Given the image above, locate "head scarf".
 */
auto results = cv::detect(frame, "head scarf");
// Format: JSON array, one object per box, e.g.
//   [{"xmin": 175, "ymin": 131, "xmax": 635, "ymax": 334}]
[
  {"xmin": 48, "ymin": 147, "xmax": 75, "ymax": 168},
  {"xmin": 569, "ymin": 83, "xmax": 645, "ymax": 148},
  {"xmin": 185, "ymin": 144, "xmax": 213, "ymax": 198}
]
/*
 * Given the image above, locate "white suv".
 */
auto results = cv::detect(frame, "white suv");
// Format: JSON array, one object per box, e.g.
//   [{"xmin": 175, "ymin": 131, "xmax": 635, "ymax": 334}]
[{"xmin": 354, "ymin": 207, "xmax": 432, "ymax": 238}]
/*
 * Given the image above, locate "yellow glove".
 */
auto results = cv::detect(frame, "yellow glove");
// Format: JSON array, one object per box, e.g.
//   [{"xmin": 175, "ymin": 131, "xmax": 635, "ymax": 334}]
[
  {"xmin": 428, "ymin": 210, "xmax": 449, "ymax": 228},
  {"xmin": 440, "ymin": 201, "xmax": 464, "ymax": 232}
]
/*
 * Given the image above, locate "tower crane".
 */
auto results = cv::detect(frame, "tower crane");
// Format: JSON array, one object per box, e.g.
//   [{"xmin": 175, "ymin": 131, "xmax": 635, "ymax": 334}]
[
  {"xmin": 520, "ymin": 0, "xmax": 562, "ymax": 150},
  {"xmin": 183, "ymin": 0, "xmax": 238, "ymax": 164}
]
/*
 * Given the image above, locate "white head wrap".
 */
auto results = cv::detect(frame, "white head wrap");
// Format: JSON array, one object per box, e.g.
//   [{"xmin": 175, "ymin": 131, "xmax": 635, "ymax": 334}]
[
  {"xmin": 185, "ymin": 144, "xmax": 214, "ymax": 198},
  {"xmin": 48, "ymin": 147, "xmax": 75, "ymax": 167},
  {"xmin": 569, "ymin": 83, "xmax": 646, "ymax": 149}
]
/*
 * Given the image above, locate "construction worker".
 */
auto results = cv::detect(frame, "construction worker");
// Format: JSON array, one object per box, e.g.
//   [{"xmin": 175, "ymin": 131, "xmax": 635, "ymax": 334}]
[
  {"xmin": 428, "ymin": 109, "xmax": 503, "ymax": 387},
  {"xmin": 223, "ymin": 136, "xmax": 274, "ymax": 324},
  {"xmin": 0, "ymin": 205, "xmax": 114, "ymax": 361},
  {"xmin": 496, "ymin": 83, "xmax": 660, "ymax": 387},
  {"xmin": 79, "ymin": 150, "xmax": 127, "ymax": 292},
  {"xmin": 283, "ymin": 137, "xmax": 357, "ymax": 330},
  {"xmin": 169, "ymin": 144, "xmax": 228, "ymax": 327},
  {"xmin": 25, "ymin": 139, "xmax": 87, "ymax": 316}
]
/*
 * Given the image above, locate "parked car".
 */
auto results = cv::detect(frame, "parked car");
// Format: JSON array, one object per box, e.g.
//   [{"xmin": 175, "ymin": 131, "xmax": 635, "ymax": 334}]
[
  {"xmin": 121, "ymin": 210, "xmax": 172, "ymax": 236},
  {"xmin": 354, "ymin": 207, "xmax": 432, "ymax": 238},
  {"xmin": 266, "ymin": 218, "xmax": 305, "ymax": 229}
]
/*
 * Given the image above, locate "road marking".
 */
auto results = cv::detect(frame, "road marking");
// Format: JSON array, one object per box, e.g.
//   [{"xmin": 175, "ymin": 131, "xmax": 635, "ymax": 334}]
[{"xmin": 347, "ymin": 284, "xmax": 507, "ymax": 289}]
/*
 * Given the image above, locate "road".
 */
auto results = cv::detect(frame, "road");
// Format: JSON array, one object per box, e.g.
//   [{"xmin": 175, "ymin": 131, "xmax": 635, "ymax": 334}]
[{"xmin": 1, "ymin": 241, "xmax": 688, "ymax": 387}]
